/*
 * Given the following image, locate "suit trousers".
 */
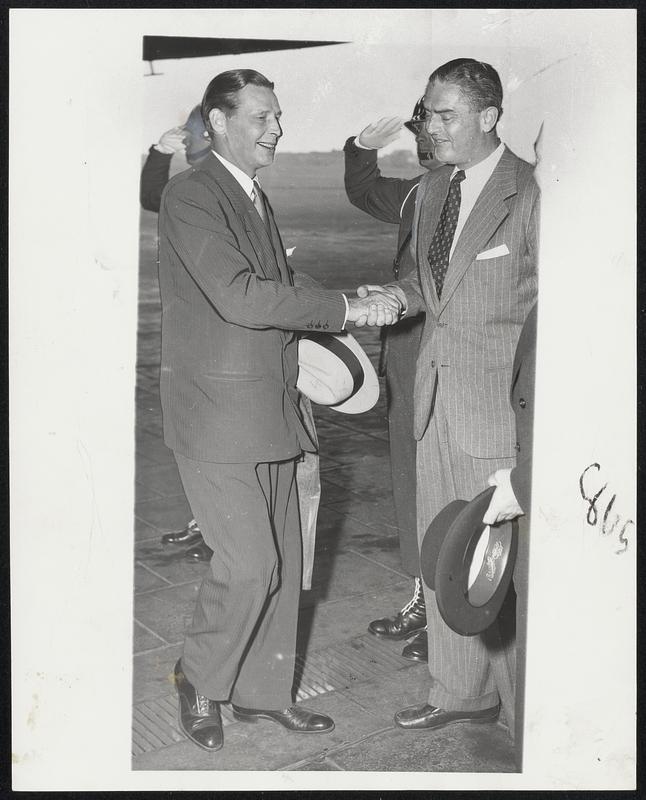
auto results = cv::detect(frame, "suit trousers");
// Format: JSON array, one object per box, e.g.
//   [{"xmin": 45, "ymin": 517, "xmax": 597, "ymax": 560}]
[
  {"xmin": 174, "ymin": 453, "xmax": 302, "ymax": 710},
  {"xmin": 416, "ymin": 385, "xmax": 516, "ymax": 719},
  {"xmin": 384, "ymin": 316, "xmax": 423, "ymax": 577}
]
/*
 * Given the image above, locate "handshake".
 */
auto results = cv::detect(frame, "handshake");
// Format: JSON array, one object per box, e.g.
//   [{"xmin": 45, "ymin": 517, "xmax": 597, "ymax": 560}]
[{"xmin": 346, "ymin": 284, "xmax": 406, "ymax": 328}]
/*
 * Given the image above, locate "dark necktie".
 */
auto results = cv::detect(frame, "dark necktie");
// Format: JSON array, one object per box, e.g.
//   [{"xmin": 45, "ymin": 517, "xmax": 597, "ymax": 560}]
[
  {"xmin": 251, "ymin": 178, "xmax": 268, "ymax": 225},
  {"xmin": 427, "ymin": 169, "xmax": 466, "ymax": 300}
]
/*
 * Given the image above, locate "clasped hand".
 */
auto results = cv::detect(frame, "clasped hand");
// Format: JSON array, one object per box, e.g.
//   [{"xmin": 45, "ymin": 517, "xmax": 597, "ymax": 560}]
[{"xmin": 346, "ymin": 284, "xmax": 404, "ymax": 327}]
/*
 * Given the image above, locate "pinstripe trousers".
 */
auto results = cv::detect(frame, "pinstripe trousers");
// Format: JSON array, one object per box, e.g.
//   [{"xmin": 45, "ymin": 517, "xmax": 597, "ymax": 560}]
[
  {"xmin": 417, "ymin": 383, "xmax": 516, "ymax": 720},
  {"xmin": 174, "ymin": 453, "xmax": 302, "ymax": 710}
]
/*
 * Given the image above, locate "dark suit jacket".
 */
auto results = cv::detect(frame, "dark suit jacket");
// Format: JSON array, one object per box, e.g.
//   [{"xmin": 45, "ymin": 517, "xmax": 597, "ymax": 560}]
[
  {"xmin": 343, "ymin": 137, "xmax": 422, "ymax": 277},
  {"xmin": 158, "ymin": 153, "xmax": 347, "ymax": 464},
  {"xmin": 398, "ymin": 146, "xmax": 539, "ymax": 458},
  {"xmin": 343, "ymin": 138, "xmax": 425, "ymax": 370},
  {"xmin": 510, "ymin": 303, "xmax": 537, "ymax": 514},
  {"xmin": 140, "ymin": 146, "xmax": 173, "ymax": 213}
]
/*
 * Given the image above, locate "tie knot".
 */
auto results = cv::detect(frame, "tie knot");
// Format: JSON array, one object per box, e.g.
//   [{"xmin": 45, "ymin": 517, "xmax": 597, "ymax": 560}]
[{"xmin": 452, "ymin": 170, "xmax": 466, "ymax": 185}]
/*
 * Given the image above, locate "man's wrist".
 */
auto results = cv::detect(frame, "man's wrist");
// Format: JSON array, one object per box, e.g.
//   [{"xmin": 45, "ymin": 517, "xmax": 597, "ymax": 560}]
[
  {"xmin": 354, "ymin": 136, "xmax": 373, "ymax": 151},
  {"xmin": 341, "ymin": 293, "xmax": 350, "ymax": 327},
  {"xmin": 383, "ymin": 284, "xmax": 408, "ymax": 316},
  {"xmin": 153, "ymin": 143, "xmax": 176, "ymax": 155}
]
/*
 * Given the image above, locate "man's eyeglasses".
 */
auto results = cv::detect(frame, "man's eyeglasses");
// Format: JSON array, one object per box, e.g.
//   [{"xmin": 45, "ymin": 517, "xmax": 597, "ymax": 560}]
[{"xmin": 404, "ymin": 96, "xmax": 426, "ymax": 134}]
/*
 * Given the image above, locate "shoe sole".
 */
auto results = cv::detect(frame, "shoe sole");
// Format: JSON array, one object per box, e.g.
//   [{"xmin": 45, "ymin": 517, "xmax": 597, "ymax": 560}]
[
  {"xmin": 231, "ymin": 709, "xmax": 335, "ymax": 733},
  {"xmin": 368, "ymin": 625, "xmax": 427, "ymax": 641},
  {"xmin": 395, "ymin": 713, "xmax": 499, "ymax": 731}
]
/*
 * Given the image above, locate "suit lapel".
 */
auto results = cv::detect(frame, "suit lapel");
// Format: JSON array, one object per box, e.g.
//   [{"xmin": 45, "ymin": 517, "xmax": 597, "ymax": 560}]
[
  {"xmin": 263, "ymin": 192, "xmax": 293, "ymax": 285},
  {"xmin": 439, "ymin": 147, "xmax": 518, "ymax": 312},
  {"xmin": 416, "ymin": 166, "xmax": 453, "ymax": 313},
  {"xmin": 199, "ymin": 154, "xmax": 283, "ymax": 282}
]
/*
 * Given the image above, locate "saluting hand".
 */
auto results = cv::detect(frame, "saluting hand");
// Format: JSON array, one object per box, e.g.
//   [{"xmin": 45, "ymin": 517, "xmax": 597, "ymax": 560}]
[
  {"xmin": 358, "ymin": 116, "xmax": 404, "ymax": 150},
  {"xmin": 155, "ymin": 127, "xmax": 187, "ymax": 155}
]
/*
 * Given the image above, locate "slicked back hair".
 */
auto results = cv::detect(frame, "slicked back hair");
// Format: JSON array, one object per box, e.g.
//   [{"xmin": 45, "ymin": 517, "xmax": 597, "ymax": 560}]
[
  {"xmin": 201, "ymin": 69, "xmax": 275, "ymax": 137},
  {"xmin": 429, "ymin": 58, "xmax": 504, "ymax": 124}
]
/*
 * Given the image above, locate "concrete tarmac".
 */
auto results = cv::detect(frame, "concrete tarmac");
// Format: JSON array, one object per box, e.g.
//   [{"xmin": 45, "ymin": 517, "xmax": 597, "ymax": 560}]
[{"xmin": 132, "ymin": 278, "xmax": 516, "ymax": 773}]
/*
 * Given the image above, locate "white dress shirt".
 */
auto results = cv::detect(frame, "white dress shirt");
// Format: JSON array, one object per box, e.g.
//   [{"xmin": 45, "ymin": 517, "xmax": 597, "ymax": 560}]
[{"xmin": 449, "ymin": 141, "xmax": 505, "ymax": 258}]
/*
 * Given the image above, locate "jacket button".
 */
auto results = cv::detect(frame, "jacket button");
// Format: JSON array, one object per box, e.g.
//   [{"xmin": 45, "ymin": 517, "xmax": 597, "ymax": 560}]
[
  {"xmin": 515, "ymin": 442, "xmax": 521, "ymax": 451},
  {"xmin": 431, "ymin": 360, "xmax": 436, "ymax": 368},
  {"xmin": 519, "ymin": 398, "xmax": 526, "ymax": 408}
]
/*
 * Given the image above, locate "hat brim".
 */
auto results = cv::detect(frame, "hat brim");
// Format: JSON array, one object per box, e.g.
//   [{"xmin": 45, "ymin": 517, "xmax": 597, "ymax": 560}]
[
  {"xmin": 297, "ymin": 331, "xmax": 379, "ymax": 414},
  {"xmin": 420, "ymin": 487, "xmax": 518, "ymax": 636}
]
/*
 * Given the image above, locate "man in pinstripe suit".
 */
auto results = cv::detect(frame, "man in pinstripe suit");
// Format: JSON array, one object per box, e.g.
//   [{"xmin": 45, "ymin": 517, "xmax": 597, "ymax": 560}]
[
  {"xmin": 374, "ymin": 59, "xmax": 539, "ymax": 736},
  {"xmin": 158, "ymin": 69, "xmax": 401, "ymax": 751}
]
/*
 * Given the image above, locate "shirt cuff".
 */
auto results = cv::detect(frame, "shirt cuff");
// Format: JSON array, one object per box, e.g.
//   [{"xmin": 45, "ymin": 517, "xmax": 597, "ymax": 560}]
[
  {"xmin": 353, "ymin": 136, "xmax": 372, "ymax": 150},
  {"xmin": 342, "ymin": 293, "xmax": 350, "ymax": 328}
]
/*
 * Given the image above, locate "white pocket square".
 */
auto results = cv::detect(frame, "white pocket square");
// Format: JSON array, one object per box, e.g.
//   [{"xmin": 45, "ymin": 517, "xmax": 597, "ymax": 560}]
[
  {"xmin": 476, "ymin": 244, "xmax": 510, "ymax": 260},
  {"xmin": 286, "ymin": 247, "xmax": 296, "ymax": 257}
]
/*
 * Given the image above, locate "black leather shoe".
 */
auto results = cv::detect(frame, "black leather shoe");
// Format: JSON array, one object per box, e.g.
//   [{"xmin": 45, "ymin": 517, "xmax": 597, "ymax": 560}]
[
  {"xmin": 185, "ymin": 541, "xmax": 214, "ymax": 562},
  {"xmin": 394, "ymin": 702, "xmax": 499, "ymax": 730},
  {"xmin": 162, "ymin": 519, "xmax": 203, "ymax": 547},
  {"xmin": 369, "ymin": 577, "xmax": 426, "ymax": 640},
  {"xmin": 401, "ymin": 631, "xmax": 428, "ymax": 662},
  {"xmin": 174, "ymin": 660, "xmax": 223, "ymax": 751},
  {"xmin": 231, "ymin": 703, "xmax": 335, "ymax": 733}
]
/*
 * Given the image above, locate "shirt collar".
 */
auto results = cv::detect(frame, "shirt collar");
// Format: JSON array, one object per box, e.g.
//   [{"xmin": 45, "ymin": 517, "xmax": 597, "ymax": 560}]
[
  {"xmin": 212, "ymin": 150, "xmax": 256, "ymax": 199},
  {"xmin": 452, "ymin": 141, "xmax": 505, "ymax": 183}
]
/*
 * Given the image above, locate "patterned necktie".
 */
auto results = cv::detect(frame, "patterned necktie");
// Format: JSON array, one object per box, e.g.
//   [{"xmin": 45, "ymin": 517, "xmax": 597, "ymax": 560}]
[
  {"xmin": 427, "ymin": 169, "xmax": 466, "ymax": 300},
  {"xmin": 251, "ymin": 178, "xmax": 268, "ymax": 225}
]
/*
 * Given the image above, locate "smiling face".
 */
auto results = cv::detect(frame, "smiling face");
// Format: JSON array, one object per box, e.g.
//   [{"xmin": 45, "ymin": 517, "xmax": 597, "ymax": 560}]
[
  {"xmin": 423, "ymin": 80, "xmax": 498, "ymax": 169},
  {"xmin": 209, "ymin": 84, "xmax": 282, "ymax": 177}
]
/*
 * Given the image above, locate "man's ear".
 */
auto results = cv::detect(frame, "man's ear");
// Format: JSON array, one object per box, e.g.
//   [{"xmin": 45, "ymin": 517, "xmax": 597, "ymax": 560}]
[
  {"xmin": 480, "ymin": 106, "xmax": 499, "ymax": 134},
  {"xmin": 208, "ymin": 108, "xmax": 227, "ymax": 136}
]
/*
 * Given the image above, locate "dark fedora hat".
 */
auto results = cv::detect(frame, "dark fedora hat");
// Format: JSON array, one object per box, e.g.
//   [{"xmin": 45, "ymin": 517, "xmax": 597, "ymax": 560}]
[
  {"xmin": 420, "ymin": 487, "xmax": 518, "ymax": 636},
  {"xmin": 297, "ymin": 331, "xmax": 379, "ymax": 414}
]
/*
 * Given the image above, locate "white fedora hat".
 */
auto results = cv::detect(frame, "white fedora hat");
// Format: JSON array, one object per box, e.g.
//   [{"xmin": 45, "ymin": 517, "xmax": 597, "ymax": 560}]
[{"xmin": 297, "ymin": 331, "xmax": 379, "ymax": 414}]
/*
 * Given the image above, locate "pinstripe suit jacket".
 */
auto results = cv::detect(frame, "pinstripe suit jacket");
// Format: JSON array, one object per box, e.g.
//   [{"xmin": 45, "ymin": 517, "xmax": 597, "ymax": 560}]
[
  {"xmin": 158, "ymin": 153, "xmax": 347, "ymax": 464},
  {"xmin": 397, "ymin": 146, "xmax": 539, "ymax": 458}
]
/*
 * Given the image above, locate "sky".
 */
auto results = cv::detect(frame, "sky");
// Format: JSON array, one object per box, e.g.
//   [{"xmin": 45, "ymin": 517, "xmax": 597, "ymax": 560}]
[{"xmin": 140, "ymin": 9, "xmax": 544, "ymax": 158}]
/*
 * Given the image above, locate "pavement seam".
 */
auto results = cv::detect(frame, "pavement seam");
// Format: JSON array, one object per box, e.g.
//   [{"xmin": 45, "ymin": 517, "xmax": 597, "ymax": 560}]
[
  {"xmin": 343, "ymin": 547, "xmax": 410, "ymax": 579},
  {"xmin": 134, "ymin": 618, "xmax": 171, "ymax": 648},
  {"xmin": 277, "ymin": 722, "xmax": 396, "ymax": 771},
  {"xmin": 134, "ymin": 577, "xmax": 203, "ymax": 598},
  {"xmin": 133, "ymin": 641, "xmax": 179, "ymax": 659},
  {"xmin": 303, "ymin": 582, "xmax": 411, "ymax": 609},
  {"xmin": 135, "ymin": 561, "xmax": 175, "ymax": 587}
]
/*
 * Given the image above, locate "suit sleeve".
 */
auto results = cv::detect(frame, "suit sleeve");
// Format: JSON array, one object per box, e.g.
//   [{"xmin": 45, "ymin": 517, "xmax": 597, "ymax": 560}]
[
  {"xmin": 161, "ymin": 179, "xmax": 347, "ymax": 332},
  {"xmin": 343, "ymin": 137, "xmax": 418, "ymax": 224},
  {"xmin": 140, "ymin": 146, "xmax": 173, "ymax": 212}
]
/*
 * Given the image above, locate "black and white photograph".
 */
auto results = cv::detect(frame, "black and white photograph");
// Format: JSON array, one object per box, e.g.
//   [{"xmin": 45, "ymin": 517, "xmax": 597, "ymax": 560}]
[{"xmin": 10, "ymin": 8, "xmax": 635, "ymax": 791}]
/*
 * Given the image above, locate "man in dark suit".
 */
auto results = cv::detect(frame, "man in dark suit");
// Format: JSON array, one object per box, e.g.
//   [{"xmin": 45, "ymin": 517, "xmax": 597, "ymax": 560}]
[
  {"xmin": 140, "ymin": 107, "xmax": 214, "ymax": 561},
  {"xmin": 482, "ymin": 302, "xmax": 536, "ymax": 761},
  {"xmin": 368, "ymin": 58, "xmax": 539, "ymax": 733},
  {"xmin": 343, "ymin": 105, "xmax": 439, "ymax": 662},
  {"xmin": 158, "ymin": 69, "xmax": 400, "ymax": 752}
]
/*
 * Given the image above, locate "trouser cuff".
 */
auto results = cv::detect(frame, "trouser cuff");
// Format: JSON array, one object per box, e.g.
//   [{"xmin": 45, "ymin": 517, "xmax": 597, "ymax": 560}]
[{"xmin": 427, "ymin": 686, "xmax": 500, "ymax": 712}]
